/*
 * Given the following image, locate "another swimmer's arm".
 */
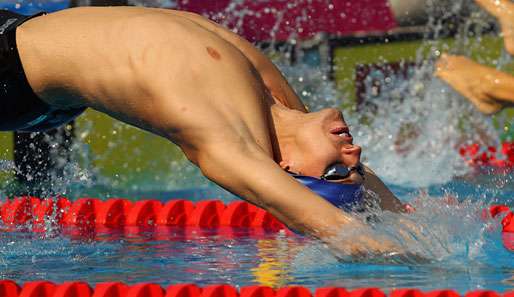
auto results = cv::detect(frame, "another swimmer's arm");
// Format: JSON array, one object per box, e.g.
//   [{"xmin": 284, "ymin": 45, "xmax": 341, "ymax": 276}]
[
  {"xmin": 435, "ymin": 55, "xmax": 514, "ymax": 113},
  {"xmin": 480, "ymin": 70, "xmax": 514, "ymax": 105},
  {"xmin": 361, "ymin": 165, "xmax": 405, "ymax": 212}
]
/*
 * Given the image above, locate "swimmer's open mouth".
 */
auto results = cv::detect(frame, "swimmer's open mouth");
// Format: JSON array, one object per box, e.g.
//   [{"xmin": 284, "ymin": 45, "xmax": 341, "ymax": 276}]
[{"xmin": 330, "ymin": 126, "xmax": 353, "ymax": 142}]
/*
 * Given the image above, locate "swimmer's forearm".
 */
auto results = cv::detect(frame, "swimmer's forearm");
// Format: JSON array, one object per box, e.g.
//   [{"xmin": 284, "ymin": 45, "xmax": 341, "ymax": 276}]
[
  {"xmin": 195, "ymin": 143, "xmax": 410, "ymax": 258},
  {"xmin": 487, "ymin": 71, "xmax": 514, "ymax": 105},
  {"xmin": 195, "ymin": 142, "xmax": 353, "ymax": 238}
]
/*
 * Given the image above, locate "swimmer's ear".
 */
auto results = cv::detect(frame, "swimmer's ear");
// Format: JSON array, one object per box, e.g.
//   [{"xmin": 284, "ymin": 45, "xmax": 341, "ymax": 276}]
[
  {"xmin": 279, "ymin": 160, "xmax": 290, "ymax": 171},
  {"xmin": 279, "ymin": 160, "xmax": 300, "ymax": 175}
]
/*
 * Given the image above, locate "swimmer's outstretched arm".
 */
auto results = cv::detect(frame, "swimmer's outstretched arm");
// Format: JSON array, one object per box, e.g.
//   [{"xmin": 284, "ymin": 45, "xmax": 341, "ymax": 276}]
[{"xmin": 192, "ymin": 136, "xmax": 403, "ymax": 257}]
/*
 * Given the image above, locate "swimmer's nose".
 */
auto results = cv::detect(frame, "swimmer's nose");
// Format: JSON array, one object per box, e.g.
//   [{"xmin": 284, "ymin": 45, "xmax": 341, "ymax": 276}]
[{"xmin": 340, "ymin": 144, "xmax": 362, "ymax": 167}]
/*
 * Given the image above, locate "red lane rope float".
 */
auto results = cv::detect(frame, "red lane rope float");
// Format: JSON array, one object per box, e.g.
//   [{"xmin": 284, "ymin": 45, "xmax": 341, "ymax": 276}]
[
  {"xmin": 0, "ymin": 280, "xmax": 512, "ymax": 297},
  {"xmin": 0, "ymin": 197, "xmax": 288, "ymax": 232},
  {"xmin": 0, "ymin": 197, "xmax": 512, "ymax": 248},
  {"xmin": 459, "ymin": 142, "xmax": 514, "ymax": 168},
  {"xmin": 487, "ymin": 205, "xmax": 514, "ymax": 251}
]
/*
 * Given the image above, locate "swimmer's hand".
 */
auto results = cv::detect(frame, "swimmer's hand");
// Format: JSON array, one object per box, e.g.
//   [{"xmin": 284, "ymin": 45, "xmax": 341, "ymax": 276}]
[
  {"xmin": 327, "ymin": 219, "xmax": 430, "ymax": 265},
  {"xmin": 435, "ymin": 54, "xmax": 509, "ymax": 115},
  {"xmin": 350, "ymin": 237, "xmax": 429, "ymax": 265}
]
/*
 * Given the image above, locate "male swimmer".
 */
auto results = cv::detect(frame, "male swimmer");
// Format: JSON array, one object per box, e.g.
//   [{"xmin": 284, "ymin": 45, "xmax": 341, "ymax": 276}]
[
  {"xmin": 436, "ymin": 0, "xmax": 514, "ymax": 114},
  {"xmin": 0, "ymin": 7, "xmax": 410, "ymax": 258}
]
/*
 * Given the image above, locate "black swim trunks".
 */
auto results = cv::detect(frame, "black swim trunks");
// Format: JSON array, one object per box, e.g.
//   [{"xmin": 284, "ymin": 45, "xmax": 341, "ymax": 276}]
[{"xmin": 0, "ymin": 10, "xmax": 86, "ymax": 132}]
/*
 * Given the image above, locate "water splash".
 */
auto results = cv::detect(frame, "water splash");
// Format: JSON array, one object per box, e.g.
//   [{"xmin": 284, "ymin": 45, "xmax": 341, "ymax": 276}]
[
  {"xmin": 351, "ymin": 74, "xmax": 497, "ymax": 187},
  {"xmin": 347, "ymin": 0, "xmax": 502, "ymax": 187},
  {"xmin": 292, "ymin": 193, "xmax": 510, "ymax": 269}
]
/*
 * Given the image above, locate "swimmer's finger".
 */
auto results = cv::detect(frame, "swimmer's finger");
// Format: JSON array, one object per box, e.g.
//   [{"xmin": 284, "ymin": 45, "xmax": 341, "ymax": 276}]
[
  {"xmin": 435, "ymin": 55, "xmax": 451, "ymax": 74},
  {"xmin": 383, "ymin": 251, "xmax": 431, "ymax": 265},
  {"xmin": 435, "ymin": 54, "xmax": 467, "ymax": 74},
  {"xmin": 434, "ymin": 67, "xmax": 452, "ymax": 82},
  {"xmin": 439, "ymin": 53, "xmax": 449, "ymax": 62},
  {"xmin": 340, "ymin": 251, "xmax": 431, "ymax": 265}
]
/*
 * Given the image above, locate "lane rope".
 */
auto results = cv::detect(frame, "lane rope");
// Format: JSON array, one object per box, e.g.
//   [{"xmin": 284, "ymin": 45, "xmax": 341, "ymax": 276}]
[
  {"xmin": 0, "ymin": 280, "xmax": 512, "ymax": 297},
  {"xmin": 0, "ymin": 197, "xmax": 512, "ymax": 250}
]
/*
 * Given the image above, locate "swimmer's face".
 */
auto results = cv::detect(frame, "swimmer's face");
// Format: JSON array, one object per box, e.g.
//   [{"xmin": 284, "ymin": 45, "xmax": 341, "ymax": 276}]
[{"xmin": 284, "ymin": 108, "xmax": 363, "ymax": 184}]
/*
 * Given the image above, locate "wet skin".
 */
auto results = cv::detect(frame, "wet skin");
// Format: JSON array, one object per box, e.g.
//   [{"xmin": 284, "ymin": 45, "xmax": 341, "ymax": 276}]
[{"xmin": 16, "ymin": 7, "xmax": 405, "ymax": 257}]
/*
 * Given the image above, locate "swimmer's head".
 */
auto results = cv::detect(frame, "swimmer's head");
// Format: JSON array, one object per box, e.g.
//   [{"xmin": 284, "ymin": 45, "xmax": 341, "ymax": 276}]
[{"xmin": 276, "ymin": 108, "xmax": 363, "ymax": 184}]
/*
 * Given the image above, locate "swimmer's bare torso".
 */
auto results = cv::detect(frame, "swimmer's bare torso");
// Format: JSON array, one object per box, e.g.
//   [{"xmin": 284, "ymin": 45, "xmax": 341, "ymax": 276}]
[{"xmin": 15, "ymin": 7, "xmax": 405, "ymax": 256}]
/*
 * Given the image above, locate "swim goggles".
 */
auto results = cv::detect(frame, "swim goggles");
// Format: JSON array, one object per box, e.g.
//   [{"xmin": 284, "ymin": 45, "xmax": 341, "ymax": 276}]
[{"xmin": 320, "ymin": 163, "xmax": 365, "ymax": 180}]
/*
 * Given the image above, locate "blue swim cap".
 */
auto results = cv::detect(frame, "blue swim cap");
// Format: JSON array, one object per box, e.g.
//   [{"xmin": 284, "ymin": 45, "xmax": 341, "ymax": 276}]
[{"xmin": 291, "ymin": 174, "xmax": 363, "ymax": 211}]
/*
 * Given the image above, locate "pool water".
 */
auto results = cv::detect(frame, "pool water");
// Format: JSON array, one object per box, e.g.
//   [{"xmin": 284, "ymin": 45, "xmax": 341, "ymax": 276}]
[{"xmin": 0, "ymin": 178, "xmax": 513, "ymax": 293}]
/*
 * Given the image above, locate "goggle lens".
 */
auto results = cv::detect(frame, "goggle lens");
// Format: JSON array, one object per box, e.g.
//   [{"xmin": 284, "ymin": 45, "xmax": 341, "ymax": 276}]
[{"xmin": 321, "ymin": 163, "xmax": 363, "ymax": 180}]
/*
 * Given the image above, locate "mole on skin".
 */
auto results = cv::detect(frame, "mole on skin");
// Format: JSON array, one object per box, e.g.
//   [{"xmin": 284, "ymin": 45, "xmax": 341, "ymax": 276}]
[{"xmin": 206, "ymin": 46, "xmax": 221, "ymax": 60}]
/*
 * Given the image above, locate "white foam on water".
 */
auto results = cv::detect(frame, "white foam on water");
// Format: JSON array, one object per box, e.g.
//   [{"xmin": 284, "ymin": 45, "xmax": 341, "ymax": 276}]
[{"xmin": 292, "ymin": 194, "xmax": 509, "ymax": 267}]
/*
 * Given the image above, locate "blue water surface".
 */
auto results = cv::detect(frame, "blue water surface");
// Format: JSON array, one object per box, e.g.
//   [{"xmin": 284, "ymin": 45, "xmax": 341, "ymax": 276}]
[{"xmin": 0, "ymin": 176, "xmax": 513, "ymax": 293}]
